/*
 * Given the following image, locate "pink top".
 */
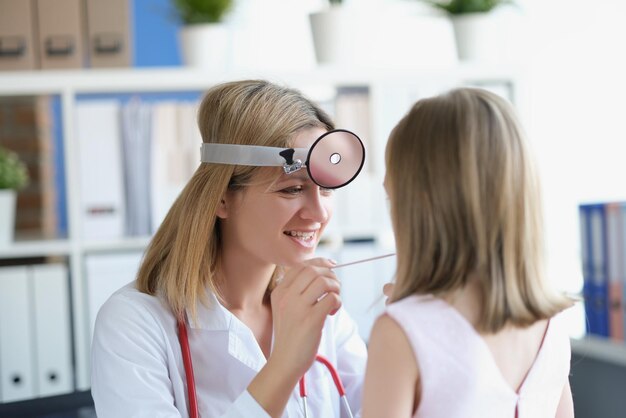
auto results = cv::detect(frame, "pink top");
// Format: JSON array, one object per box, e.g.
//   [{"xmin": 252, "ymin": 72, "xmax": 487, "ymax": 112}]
[{"xmin": 386, "ymin": 294, "xmax": 571, "ymax": 418}]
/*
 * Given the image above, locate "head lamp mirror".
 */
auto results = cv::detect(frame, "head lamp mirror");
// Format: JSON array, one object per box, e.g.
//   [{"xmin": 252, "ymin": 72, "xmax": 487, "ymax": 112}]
[{"xmin": 200, "ymin": 129, "xmax": 365, "ymax": 189}]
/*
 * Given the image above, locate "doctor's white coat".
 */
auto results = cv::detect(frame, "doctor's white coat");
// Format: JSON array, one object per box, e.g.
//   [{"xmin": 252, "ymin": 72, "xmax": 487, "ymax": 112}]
[{"xmin": 91, "ymin": 283, "xmax": 367, "ymax": 417}]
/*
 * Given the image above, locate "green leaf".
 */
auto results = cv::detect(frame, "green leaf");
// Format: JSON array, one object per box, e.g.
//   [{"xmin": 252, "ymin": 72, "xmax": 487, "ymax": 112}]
[
  {"xmin": 419, "ymin": 0, "xmax": 512, "ymax": 14},
  {"xmin": 0, "ymin": 147, "xmax": 29, "ymax": 190},
  {"xmin": 172, "ymin": 0, "xmax": 233, "ymax": 24}
]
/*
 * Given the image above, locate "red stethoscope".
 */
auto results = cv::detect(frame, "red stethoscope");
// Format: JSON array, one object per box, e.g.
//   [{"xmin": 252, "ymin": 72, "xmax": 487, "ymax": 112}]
[
  {"xmin": 178, "ymin": 319, "xmax": 353, "ymax": 418},
  {"xmin": 177, "ymin": 253, "xmax": 394, "ymax": 417}
]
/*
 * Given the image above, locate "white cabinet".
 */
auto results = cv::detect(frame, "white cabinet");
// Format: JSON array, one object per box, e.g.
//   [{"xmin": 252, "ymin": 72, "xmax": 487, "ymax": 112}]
[
  {"xmin": 0, "ymin": 65, "xmax": 523, "ymax": 393},
  {"xmin": 0, "ymin": 264, "xmax": 72, "ymax": 402}
]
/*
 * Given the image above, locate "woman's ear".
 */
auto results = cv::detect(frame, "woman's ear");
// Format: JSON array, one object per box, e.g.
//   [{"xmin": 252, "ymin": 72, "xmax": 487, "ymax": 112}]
[{"xmin": 216, "ymin": 197, "xmax": 229, "ymax": 219}]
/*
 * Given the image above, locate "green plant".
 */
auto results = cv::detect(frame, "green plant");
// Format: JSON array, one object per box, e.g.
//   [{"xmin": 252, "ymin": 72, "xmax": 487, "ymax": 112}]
[
  {"xmin": 421, "ymin": 0, "xmax": 511, "ymax": 14},
  {"xmin": 172, "ymin": 0, "xmax": 233, "ymax": 24},
  {"xmin": 0, "ymin": 147, "xmax": 29, "ymax": 190}
]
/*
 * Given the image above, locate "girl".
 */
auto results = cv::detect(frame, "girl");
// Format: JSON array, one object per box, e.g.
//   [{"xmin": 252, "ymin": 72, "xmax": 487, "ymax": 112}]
[
  {"xmin": 91, "ymin": 80, "xmax": 367, "ymax": 417},
  {"xmin": 363, "ymin": 88, "xmax": 575, "ymax": 418}
]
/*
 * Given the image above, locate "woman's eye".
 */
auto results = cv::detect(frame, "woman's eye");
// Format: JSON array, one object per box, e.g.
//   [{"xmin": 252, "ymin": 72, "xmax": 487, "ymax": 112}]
[{"xmin": 280, "ymin": 186, "xmax": 303, "ymax": 195}]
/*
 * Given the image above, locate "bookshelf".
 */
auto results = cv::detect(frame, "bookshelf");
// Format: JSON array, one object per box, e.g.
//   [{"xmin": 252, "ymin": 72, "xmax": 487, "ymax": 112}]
[{"xmin": 0, "ymin": 64, "xmax": 530, "ymax": 395}]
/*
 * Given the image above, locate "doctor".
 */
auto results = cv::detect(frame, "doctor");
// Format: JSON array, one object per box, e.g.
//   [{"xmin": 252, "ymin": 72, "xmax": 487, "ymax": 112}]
[{"xmin": 91, "ymin": 80, "xmax": 368, "ymax": 417}]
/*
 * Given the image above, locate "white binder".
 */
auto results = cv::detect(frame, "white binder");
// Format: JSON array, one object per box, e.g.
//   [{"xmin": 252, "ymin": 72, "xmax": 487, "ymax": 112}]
[
  {"xmin": 31, "ymin": 264, "xmax": 73, "ymax": 397},
  {"xmin": 76, "ymin": 100, "xmax": 126, "ymax": 240},
  {"xmin": 150, "ymin": 102, "xmax": 182, "ymax": 233},
  {"xmin": 85, "ymin": 251, "xmax": 143, "ymax": 338},
  {"xmin": 0, "ymin": 266, "xmax": 35, "ymax": 402}
]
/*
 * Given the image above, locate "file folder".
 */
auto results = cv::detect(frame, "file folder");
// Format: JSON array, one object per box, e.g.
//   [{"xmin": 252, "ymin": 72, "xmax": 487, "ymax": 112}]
[
  {"xmin": 0, "ymin": 266, "xmax": 35, "ymax": 402},
  {"xmin": 35, "ymin": 0, "xmax": 85, "ymax": 69},
  {"xmin": 76, "ymin": 100, "xmax": 126, "ymax": 240},
  {"xmin": 606, "ymin": 203, "xmax": 624, "ymax": 341},
  {"xmin": 85, "ymin": 0, "xmax": 132, "ymax": 67},
  {"xmin": 581, "ymin": 203, "xmax": 610, "ymax": 337},
  {"xmin": 31, "ymin": 264, "xmax": 73, "ymax": 397},
  {"xmin": 0, "ymin": 0, "xmax": 39, "ymax": 70}
]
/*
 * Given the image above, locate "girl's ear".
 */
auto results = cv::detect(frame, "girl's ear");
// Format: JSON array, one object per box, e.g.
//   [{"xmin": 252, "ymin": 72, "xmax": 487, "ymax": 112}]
[{"xmin": 216, "ymin": 196, "xmax": 229, "ymax": 219}]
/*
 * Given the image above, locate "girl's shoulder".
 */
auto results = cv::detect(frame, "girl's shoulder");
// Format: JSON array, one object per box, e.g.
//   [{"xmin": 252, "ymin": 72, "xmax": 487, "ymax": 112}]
[{"xmin": 386, "ymin": 293, "xmax": 447, "ymax": 317}]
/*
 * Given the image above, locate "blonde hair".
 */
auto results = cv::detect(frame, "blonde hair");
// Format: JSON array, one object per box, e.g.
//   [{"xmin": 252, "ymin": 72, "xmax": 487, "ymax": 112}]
[
  {"xmin": 136, "ymin": 80, "xmax": 333, "ymax": 320},
  {"xmin": 386, "ymin": 87, "xmax": 572, "ymax": 332}
]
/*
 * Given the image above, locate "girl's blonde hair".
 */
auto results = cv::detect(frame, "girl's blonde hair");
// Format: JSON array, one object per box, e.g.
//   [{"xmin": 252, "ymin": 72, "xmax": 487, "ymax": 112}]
[
  {"xmin": 386, "ymin": 87, "xmax": 572, "ymax": 333},
  {"xmin": 136, "ymin": 80, "xmax": 333, "ymax": 320}
]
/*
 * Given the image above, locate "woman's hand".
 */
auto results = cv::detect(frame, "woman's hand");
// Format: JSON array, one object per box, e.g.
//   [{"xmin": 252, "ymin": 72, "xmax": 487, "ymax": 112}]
[
  {"xmin": 269, "ymin": 258, "xmax": 341, "ymax": 378},
  {"xmin": 248, "ymin": 258, "xmax": 341, "ymax": 417}
]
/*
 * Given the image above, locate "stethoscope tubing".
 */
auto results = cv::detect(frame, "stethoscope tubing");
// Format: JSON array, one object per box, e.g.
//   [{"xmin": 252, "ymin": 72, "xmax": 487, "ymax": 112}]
[
  {"xmin": 178, "ymin": 321, "xmax": 354, "ymax": 418},
  {"xmin": 299, "ymin": 355, "xmax": 354, "ymax": 418},
  {"xmin": 178, "ymin": 318, "xmax": 200, "ymax": 418}
]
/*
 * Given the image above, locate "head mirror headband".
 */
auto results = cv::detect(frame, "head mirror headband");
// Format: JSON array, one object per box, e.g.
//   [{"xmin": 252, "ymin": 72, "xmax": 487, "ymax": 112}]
[{"xmin": 200, "ymin": 129, "xmax": 365, "ymax": 189}]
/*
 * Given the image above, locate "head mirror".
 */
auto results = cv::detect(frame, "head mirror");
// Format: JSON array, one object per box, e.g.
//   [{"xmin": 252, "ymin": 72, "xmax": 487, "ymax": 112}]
[
  {"xmin": 200, "ymin": 129, "xmax": 365, "ymax": 189},
  {"xmin": 306, "ymin": 130, "xmax": 365, "ymax": 189}
]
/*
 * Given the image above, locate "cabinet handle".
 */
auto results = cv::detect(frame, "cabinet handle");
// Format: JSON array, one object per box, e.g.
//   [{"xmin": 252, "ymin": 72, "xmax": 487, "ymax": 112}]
[
  {"xmin": 0, "ymin": 36, "xmax": 26, "ymax": 57},
  {"xmin": 48, "ymin": 371, "xmax": 58, "ymax": 382},
  {"xmin": 94, "ymin": 33, "xmax": 122, "ymax": 54},
  {"xmin": 45, "ymin": 36, "xmax": 75, "ymax": 56},
  {"xmin": 11, "ymin": 374, "xmax": 23, "ymax": 386}
]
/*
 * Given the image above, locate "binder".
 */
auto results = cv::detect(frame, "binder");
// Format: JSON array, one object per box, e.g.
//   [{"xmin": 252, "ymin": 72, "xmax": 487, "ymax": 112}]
[
  {"xmin": 121, "ymin": 100, "xmax": 152, "ymax": 236},
  {"xmin": 579, "ymin": 205, "xmax": 591, "ymax": 331},
  {"xmin": 35, "ymin": 0, "xmax": 85, "ymax": 69},
  {"xmin": 150, "ymin": 102, "xmax": 181, "ymax": 232},
  {"xmin": 0, "ymin": 266, "xmax": 35, "ymax": 402},
  {"xmin": 76, "ymin": 100, "xmax": 126, "ymax": 240},
  {"xmin": 606, "ymin": 203, "xmax": 624, "ymax": 341},
  {"xmin": 31, "ymin": 264, "xmax": 73, "ymax": 397},
  {"xmin": 621, "ymin": 202, "xmax": 626, "ymax": 340},
  {"xmin": 582, "ymin": 203, "xmax": 610, "ymax": 337},
  {"xmin": 0, "ymin": 0, "xmax": 39, "ymax": 70},
  {"xmin": 85, "ymin": 251, "xmax": 143, "ymax": 337},
  {"xmin": 85, "ymin": 0, "xmax": 132, "ymax": 67}
]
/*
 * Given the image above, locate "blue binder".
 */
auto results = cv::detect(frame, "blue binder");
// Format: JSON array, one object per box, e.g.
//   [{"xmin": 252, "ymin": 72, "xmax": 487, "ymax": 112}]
[{"xmin": 580, "ymin": 203, "xmax": 610, "ymax": 337}]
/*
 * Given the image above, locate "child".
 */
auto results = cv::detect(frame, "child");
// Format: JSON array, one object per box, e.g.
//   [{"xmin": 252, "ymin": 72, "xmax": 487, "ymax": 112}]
[{"xmin": 362, "ymin": 88, "xmax": 575, "ymax": 418}]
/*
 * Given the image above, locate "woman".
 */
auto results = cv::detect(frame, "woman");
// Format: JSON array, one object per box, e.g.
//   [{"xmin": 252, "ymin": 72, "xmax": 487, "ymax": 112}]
[{"xmin": 91, "ymin": 80, "xmax": 367, "ymax": 417}]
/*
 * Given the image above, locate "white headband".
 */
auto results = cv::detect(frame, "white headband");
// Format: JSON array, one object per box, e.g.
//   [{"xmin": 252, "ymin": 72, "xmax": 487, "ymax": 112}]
[{"xmin": 201, "ymin": 143, "xmax": 309, "ymax": 174}]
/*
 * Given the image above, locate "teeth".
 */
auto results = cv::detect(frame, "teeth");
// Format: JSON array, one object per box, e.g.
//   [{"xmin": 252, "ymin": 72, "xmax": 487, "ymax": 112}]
[{"xmin": 286, "ymin": 231, "xmax": 315, "ymax": 239}]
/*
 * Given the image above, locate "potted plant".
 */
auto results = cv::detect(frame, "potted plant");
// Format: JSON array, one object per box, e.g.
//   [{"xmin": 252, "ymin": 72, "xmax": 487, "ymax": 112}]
[
  {"xmin": 309, "ymin": 0, "xmax": 350, "ymax": 66},
  {"xmin": 420, "ymin": 0, "xmax": 515, "ymax": 61},
  {"xmin": 0, "ymin": 146, "xmax": 29, "ymax": 245},
  {"xmin": 172, "ymin": 0, "xmax": 234, "ymax": 69}
]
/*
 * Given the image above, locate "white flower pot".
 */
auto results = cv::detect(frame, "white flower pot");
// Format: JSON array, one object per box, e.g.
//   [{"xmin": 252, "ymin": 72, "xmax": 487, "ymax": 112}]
[
  {"xmin": 451, "ymin": 12, "xmax": 503, "ymax": 62},
  {"xmin": 179, "ymin": 23, "xmax": 232, "ymax": 70},
  {"xmin": 0, "ymin": 189, "xmax": 16, "ymax": 246},
  {"xmin": 309, "ymin": 7, "xmax": 351, "ymax": 65}
]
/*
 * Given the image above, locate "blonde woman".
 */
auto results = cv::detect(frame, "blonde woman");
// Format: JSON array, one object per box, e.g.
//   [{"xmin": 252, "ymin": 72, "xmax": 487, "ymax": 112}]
[
  {"xmin": 363, "ymin": 88, "xmax": 575, "ymax": 418},
  {"xmin": 91, "ymin": 80, "xmax": 367, "ymax": 417}
]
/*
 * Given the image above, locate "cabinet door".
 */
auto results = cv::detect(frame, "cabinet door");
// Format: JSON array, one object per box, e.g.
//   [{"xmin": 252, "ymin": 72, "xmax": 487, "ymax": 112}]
[
  {"xmin": 0, "ymin": 266, "xmax": 35, "ymax": 402},
  {"xmin": 31, "ymin": 264, "xmax": 73, "ymax": 397}
]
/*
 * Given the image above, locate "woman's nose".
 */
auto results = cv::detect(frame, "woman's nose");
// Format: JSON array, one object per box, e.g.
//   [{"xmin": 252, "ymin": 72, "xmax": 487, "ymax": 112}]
[{"xmin": 300, "ymin": 189, "xmax": 330, "ymax": 223}]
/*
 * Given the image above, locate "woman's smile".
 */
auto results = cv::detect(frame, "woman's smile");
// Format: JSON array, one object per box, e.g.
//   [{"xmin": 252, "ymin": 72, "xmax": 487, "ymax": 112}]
[{"xmin": 283, "ymin": 229, "xmax": 317, "ymax": 249}]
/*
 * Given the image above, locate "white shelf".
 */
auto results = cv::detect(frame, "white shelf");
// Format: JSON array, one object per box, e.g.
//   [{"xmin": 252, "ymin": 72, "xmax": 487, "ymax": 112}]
[
  {"xmin": 571, "ymin": 336, "xmax": 626, "ymax": 367},
  {"xmin": 82, "ymin": 236, "xmax": 151, "ymax": 253},
  {"xmin": 0, "ymin": 239, "xmax": 71, "ymax": 258},
  {"xmin": 0, "ymin": 64, "xmax": 522, "ymax": 95}
]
